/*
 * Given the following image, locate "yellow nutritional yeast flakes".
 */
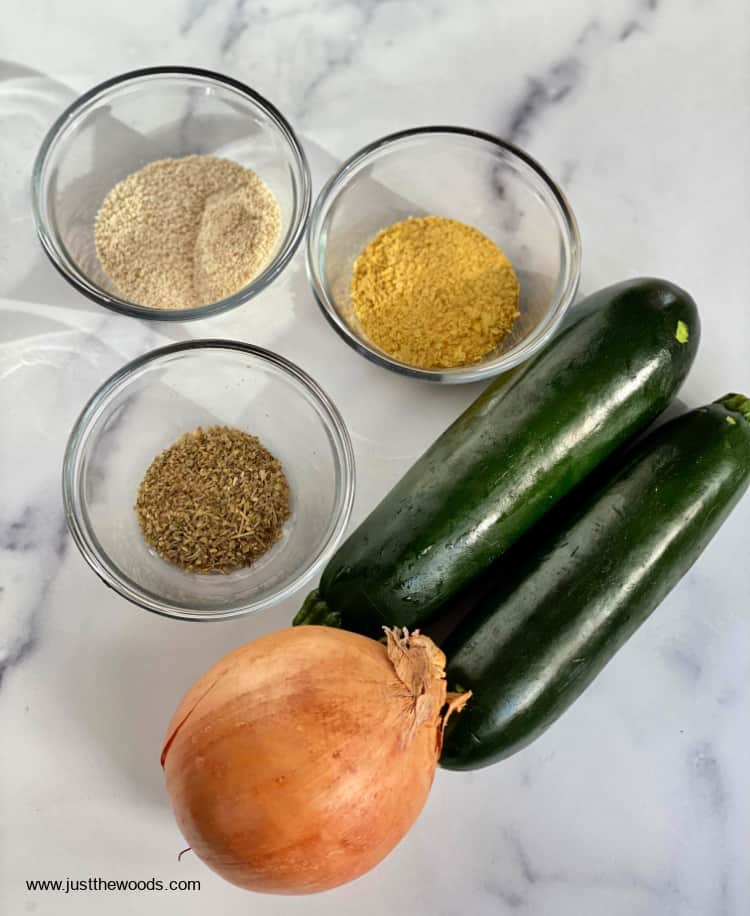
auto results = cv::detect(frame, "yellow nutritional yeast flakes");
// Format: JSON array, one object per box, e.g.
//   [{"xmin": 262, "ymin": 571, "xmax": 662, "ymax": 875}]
[{"xmin": 351, "ymin": 216, "xmax": 520, "ymax": 369}]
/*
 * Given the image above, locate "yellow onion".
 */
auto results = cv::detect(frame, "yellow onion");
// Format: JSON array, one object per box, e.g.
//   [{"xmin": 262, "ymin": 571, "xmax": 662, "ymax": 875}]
[{"xmin": 161, "ymin": 625, "xmax": 468, "ymax": 894}]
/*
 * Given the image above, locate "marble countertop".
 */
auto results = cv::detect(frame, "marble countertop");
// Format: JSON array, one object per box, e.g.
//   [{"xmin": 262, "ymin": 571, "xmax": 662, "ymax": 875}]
[{"xmin": 2, "ymin": 2, "xmax": 749, "ymax": 914}]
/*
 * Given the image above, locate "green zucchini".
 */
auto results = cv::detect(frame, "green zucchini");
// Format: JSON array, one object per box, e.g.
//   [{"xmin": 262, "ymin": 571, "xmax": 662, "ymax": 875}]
[
  {"xmin": 440, "ymin": 395, "xmax": 750, "ymax": 770},
  {"xmin": 295, "ymin": 278, "xmax": 700, "ymax": 637}
]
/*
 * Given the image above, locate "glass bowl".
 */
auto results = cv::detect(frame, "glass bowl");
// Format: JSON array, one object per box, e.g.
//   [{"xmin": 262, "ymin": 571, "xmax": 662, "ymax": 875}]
[
  {"xmin": 307, "ymin": 126, "xmax": 581, "ymax": 383},
  {"xmin": 62, "ymin": 341, "xmax": 355, "ymax": 620},
  {"xmin": 32, "ymin": 66, "xmax": 311, "ymax": 320}
]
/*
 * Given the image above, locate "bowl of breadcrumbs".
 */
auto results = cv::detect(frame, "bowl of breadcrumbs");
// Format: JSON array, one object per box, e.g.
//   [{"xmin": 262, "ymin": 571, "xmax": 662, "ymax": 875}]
[
  {"xmin": 32, "ymin": 67, "xmax": 310, "ymax": 320},
  {"xmin": 308, "ymin": 126, "xmax": 581, "ymax": 382}
]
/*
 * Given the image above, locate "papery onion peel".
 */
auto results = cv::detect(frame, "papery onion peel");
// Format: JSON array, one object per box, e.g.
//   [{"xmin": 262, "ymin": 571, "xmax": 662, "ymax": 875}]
[{"xmin": 161, "ymin": 625, "xmax": 469, "ymax": 894}]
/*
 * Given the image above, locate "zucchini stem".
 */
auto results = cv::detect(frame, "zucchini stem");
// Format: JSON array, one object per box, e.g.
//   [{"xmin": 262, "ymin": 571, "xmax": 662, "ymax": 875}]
[
  {"xmin": 716, "ymin": 393, "xmax": 750, "ymax": 423},
  {"xmin": 293, "ymin": 590, "xmax": 342, "ymax": 627}
]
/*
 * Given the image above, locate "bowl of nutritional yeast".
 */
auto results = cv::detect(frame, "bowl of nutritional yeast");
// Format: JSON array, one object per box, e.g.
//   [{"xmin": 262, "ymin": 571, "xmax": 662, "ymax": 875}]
[
  {"xmin": 32, "ymin": 66, "xmax": 311, "ymax": 319},
  {"xmin": 307, "ymin": 126, "xmax": 581, "ymax": 382}
]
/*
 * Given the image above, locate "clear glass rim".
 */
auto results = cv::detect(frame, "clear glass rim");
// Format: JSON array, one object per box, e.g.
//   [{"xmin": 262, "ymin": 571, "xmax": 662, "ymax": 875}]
[
  {"xmin": 32, "ymin": 66, "xmax": 312, "ymax": 322},
  {"xmin": 306, "ymin": 125, "xmax": 582, "ymax": 383},
  {"xmin": 62, "ymin": 339, "xmax": 356, "ymax": 620}
]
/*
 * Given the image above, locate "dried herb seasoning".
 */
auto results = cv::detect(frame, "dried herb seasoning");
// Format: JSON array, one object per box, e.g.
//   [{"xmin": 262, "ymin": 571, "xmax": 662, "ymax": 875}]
[{"xmin": 135, "ymin": 426, "xmax": 290, "ymax": 573}]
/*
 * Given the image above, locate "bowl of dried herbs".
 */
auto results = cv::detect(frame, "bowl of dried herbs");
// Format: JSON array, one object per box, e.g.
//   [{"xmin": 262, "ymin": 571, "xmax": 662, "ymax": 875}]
[{"xmin": 62, "ymin": 340, "xmax": 355, "ymax": 620}]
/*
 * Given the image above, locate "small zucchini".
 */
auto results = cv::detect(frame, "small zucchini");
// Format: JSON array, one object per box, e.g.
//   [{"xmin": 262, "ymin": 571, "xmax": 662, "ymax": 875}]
[{"xmin": 440, "ymin": 396, "xmax": 750, "ymax": 770}]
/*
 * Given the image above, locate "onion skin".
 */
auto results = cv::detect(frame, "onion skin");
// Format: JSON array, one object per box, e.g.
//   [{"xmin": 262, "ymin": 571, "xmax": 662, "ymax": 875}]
[{"xmin": 161, "ymin": 626, "xmax": 467, "ymax": 894}]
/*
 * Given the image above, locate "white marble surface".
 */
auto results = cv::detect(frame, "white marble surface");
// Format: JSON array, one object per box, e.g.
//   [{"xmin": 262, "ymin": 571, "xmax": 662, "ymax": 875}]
[{"xmin": 2, "ymin": 2, "xmax": 749, "ymax": 914}]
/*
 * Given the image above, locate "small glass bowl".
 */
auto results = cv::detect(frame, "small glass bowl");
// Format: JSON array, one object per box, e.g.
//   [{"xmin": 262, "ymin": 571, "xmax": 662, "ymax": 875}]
[
  {"xmin": 307, "ymin": 126, "xmax": 581, "ymax": 383},
  {"xmin": 62, "ymin": 341, "xmax": 355, "ymax": 620},
  {"xmin": 32, "ymin": 66, "xmax": 311, "ymax": 320}
]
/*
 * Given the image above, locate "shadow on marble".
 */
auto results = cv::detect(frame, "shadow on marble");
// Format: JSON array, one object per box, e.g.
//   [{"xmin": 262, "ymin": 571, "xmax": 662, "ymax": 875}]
[
  {"xmin": 0, "ymin": 307, "xmax": 77, "ymax": 346},
  {"xmin": 0, "ymin": 60, "xmax": 94, "ymax": 313}
]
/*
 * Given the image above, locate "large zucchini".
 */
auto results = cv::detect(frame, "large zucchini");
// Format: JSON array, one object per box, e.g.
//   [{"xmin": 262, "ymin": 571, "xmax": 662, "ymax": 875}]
[
  {"xmin": 295, "ymin": 279, "xmax": 699, "ymax": 637},
  {"xmin": 440, "ymin": 395, "xmax": 750, "ymax": 770}
]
